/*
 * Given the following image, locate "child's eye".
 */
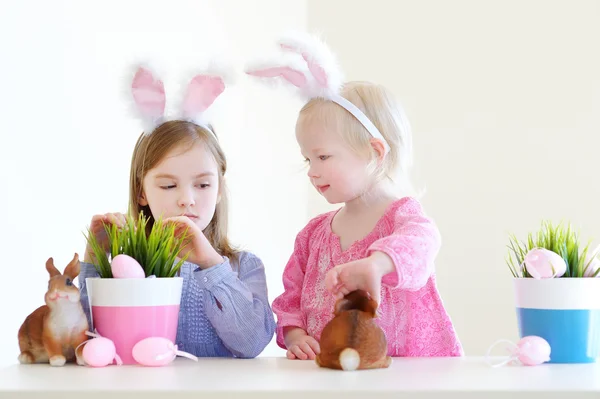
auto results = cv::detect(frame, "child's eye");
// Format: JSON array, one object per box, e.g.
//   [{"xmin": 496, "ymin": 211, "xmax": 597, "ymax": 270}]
[
  {"xmin": 303, "ymin": 157, "xmax": 310, "ymax": 164},
  {"xmin": 196, "ymin": 184, "xmax": 210, "ymax": 189},
  {"xmin": 318, "ymin": 155, "xmax": 330, "ymax": 161},
  {"xmin": 160, "ymin": 185, "xmax": 176, "ymax": 190}
]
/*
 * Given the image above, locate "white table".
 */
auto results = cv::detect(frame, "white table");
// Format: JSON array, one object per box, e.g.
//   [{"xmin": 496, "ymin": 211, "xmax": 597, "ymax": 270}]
[{"xmin": 1, "ymin": 357, "xmax": 599, "ymax": 398}]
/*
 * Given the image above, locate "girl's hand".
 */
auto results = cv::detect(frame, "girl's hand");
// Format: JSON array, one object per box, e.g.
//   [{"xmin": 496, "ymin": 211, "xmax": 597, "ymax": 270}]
[
  {"xmin": 324, "ymin": 252, "xmax": 395, "ymax": 305},
  {"xmin": 84, "ymin": 212, "xmax": 127, "ymax": 263},
  {"xmin": 163, "ymin": 216, "xmax": 223, "ymax": 269},
  {"xmin": 283, "ymin": 327, "xmax": 320, "ymax": 360}
]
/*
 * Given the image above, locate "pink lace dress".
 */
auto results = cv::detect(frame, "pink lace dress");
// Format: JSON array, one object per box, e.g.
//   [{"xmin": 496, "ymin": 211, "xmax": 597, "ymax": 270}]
[{"xmin": 272, "ymin": 197, "xmax": 463, "ymax": 357}]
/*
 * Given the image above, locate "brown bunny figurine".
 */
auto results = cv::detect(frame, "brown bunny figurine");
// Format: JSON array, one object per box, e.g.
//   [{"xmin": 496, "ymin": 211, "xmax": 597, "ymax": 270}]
[
  {"xmin": 18, "ymin": 253, "xmax": 89, "ymax": 366},
  {"xmin": 316, "ymin": 289, "xmax": 392, "ymax": 371}
]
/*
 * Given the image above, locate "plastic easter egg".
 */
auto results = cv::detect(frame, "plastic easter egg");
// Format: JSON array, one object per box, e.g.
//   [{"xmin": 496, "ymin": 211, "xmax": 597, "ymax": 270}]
[
  {"xmin": 82, "ymin": 337, "xmax": 122, "ymax": 367},
  {"xmin": 132, "ymin": 337, "xmax": 198, "ymax": 366},
  {"xmin": 516, "ymin": 336, "xmax": 551, "ymax": 366},
  {"xmin": 583, "ymin": 257, "xmax": 600, "ymax": 277},
  {"xmin": 582, "ymin": 246, "xmax": 600, "ymax": 277},
  {"xmin": 111, "ymin": 254, "xmax": 145, "ymax": 278},
  {"xmin": 524, "ymin": 248, "xmax": 566, "ymax": 279},
  {"xmin": 485, "ymin": 336, "xmax": 551, "ymax": 367}
]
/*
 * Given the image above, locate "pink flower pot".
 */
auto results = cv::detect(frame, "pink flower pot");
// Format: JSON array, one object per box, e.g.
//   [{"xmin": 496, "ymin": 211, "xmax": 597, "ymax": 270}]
[{"xmin": 85, "ymin": 277, "xmax": 183, "ymax": 365}]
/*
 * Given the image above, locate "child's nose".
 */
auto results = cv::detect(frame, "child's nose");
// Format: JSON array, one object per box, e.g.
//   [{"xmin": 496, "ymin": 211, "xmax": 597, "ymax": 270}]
[
  {"xmin": 178, "ymin": 189, "xmax": 195, "ymax": 208},
  {"xmin": 307, "ymin": 164, "xmax": 320, "ymax": 179}
]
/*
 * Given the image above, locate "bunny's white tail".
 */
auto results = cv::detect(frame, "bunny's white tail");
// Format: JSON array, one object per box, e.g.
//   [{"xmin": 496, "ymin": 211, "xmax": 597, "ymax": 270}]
[{"xmin": 339, "ymin": 348, "xmax": 360, "ymax": 371}]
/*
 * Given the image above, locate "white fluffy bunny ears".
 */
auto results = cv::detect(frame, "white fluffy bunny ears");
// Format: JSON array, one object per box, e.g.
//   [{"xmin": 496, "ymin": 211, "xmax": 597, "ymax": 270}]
[
  {"xmin": 244, "ymin": 32, "xmax": 390, "ymax": 154},
  {"xmin": 129, "ymin": 63, "xmax": 229, "ymax": 136}
]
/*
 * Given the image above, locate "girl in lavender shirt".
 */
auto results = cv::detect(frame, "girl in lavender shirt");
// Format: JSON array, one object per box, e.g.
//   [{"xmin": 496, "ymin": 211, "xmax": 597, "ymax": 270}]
[{"xmin": 79, "ymin": 67, "xmax": 275, "ymax": 358}]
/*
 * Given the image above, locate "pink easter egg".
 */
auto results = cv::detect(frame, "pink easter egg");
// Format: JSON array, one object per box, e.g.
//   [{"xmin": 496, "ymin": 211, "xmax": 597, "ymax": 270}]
[
  {"xmin": 132, "ymin": 337, "xmax": 177, "ymax": 366},
  {"xmin": 524, "ymin": 248, "xmax": 566, "ymax": 279},
  {"xmin": 111, "ymin": 254, "xmax": 145, "ymax": 278},
  {"xmin": 516, "ymin": 336, "xmax": 551, "ymax": 366},
  {"xmin": 83, "ymin": 337, "xmax": 118, "ymax": 367}
]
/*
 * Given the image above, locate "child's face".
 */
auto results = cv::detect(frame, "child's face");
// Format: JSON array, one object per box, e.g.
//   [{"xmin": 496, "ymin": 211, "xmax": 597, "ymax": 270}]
[
  {"xmin": 296, "ymin": 118, "xmax": 371, "ymax": 204},
  {"xmin": 139, "ymin": 142, "xmax": 220, "ymax": 231}
]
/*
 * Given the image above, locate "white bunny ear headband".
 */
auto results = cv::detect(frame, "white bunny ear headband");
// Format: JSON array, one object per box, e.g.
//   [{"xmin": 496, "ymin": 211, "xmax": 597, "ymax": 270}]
[
  {"xmin": 130, "ymin": 64, "xmax": 228, "ymax": 136},
  {"xmin": 244, "ymin": 32, "xmax": 390, "ymax": 154}
]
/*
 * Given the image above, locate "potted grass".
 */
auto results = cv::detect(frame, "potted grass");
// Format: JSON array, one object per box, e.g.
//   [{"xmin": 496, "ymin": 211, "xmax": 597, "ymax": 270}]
[
  {"xmin": 506, "ymin": 221, "xmax": 600, "ymax": 363},
  {"xmin": 84, "ymin": 212, "xmax": 191, "ymax": 364}
]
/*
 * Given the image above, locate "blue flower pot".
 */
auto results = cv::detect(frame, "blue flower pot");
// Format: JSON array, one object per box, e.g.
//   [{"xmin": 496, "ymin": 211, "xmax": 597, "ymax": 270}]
[{"xmin": 514, "ymin": 278, "xmax": 600, "ymax": 363}]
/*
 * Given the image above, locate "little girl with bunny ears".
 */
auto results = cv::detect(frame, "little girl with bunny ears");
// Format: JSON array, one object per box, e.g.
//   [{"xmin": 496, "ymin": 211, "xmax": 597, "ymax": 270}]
[
  {"xmin": 246, "ymin": 33, "xmax": 463, "ymax": 360},
  {"xmin": 79, "ymin": 64, "xmax": 276, "ymax": 358}
]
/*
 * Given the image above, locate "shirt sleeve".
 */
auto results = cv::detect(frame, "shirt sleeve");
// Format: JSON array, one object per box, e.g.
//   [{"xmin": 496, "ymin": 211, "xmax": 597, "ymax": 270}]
[
  {"xmin": 270, "ymin": 215, "xmax": 323, "ymax": 349},
  {"xmin": 270, "ymin": 247, "xmax": 307, "ymax": 349},
  {"xmin": 76, "ymin": 261, "xmax": 100, "ymax": 330},
  {"xmin": 368, "ymin": 198, "xmax": 442, "ymax": 291},
  {"xmin": 193, "ymin": 252, "xmax": 276, "ymax": 358}
]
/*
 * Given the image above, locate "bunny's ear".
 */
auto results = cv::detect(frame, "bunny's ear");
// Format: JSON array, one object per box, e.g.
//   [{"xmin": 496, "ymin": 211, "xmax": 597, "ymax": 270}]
[
  {"xmin": 245, "ymin": 51, "xmax": 311, "ymax": 91},
  {"xmin": 334, "ymin": 290, "xmax": 378, "ymax": 317},
  {"xmin": 63, "ymin": 253, "xmax": 80, "ymax": 280},
  {"xmin": 46, "ymin": 258, "xmax": 61, "ymax": 278},
  {"xmin": 278, "ymin": 31, "xmax": 343, "ymax": 94},
  {"xmin": 245, "ymin": 65, "xmax": 308, "ymax": 89},
  {"xmin": 333, "ymin": 297, "xmax": 351, "ymax": 315},
  {"xmin": 131, "ymin": 66, "xmax": 166, "ymax": 125},
  {"xmin": 279, "ymin": 44, "xmax": 327, "ymax": 88},
  {"xmin": 181, "ymin": 74, "xmax": 225, "ymax": 120}
]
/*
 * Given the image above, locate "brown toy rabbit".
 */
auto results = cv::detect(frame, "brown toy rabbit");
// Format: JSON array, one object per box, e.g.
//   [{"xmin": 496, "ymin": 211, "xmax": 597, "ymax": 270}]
[
  {"xmin": 18, "ymin": 253, "xmax": 89, "ymax": 366},
  {"xmin": 316, "ymin": 290, "xmax": 392, "ymax": 371}
]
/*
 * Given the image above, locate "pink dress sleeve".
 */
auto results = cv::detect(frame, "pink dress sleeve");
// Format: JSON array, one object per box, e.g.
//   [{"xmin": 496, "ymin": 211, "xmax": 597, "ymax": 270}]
[
  {"xmin": 271, "ymin": 216, "xmax": 322, "ymax": 349},
  {"xmin": 368, "ymin": 198, "xmax": 442, "ymax": 291}
]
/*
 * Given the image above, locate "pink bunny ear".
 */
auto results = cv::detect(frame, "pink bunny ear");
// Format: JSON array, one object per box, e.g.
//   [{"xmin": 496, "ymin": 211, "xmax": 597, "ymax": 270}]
[
  {"xmin": 131, "ymin": 67, "xmax": 166, "ymax": 123},
  {"xmin": 280, "ymin": 44, "xmax": 327, "ymax": 87},
  {"xmin": 181, "ymin": 75, "xmax": 225, "ymax": 119},
  {"xmin": 278, "ymin": 32, "xmax": 343, "ymax": 94},
  {"xmin": 245, "ymin": 66, "xmax": 308, "ymax": 89}
]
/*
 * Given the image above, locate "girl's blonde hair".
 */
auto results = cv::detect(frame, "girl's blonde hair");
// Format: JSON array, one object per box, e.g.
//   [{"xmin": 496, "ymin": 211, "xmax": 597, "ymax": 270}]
[
  {"xmin": 297, "ymin": 81, "xmax": 417, "ymax": 197},
  {"xmin": 128, "ymin": 120, "xmax": 238, "ymax": 262}
]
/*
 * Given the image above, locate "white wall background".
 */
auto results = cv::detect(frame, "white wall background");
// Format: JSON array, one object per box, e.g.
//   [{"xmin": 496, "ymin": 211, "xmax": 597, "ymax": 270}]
[
  {"xmin": 2, "ymin": 0, "xmax": 600, "ymax": 365},
  {"xmin": 307, "ymin": 0, "xmax": 600, "ymax": 356},
  {"xmin": 0, "ymin": 0, "xmax": 307, "ymax": 364}
]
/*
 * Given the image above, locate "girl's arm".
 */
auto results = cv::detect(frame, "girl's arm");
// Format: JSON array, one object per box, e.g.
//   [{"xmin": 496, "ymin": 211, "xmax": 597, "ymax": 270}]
[
  {"xmin": 271, "ymin": 247, "xmax": 307, "ymax": 349},
  {"xmin": 270, "ymin": 215, "xmax": 324, "ymax": 349},
  {"xmin": 195, "ymin": 252, "xmax": 276, "ymax": 358},
  {"xmin": 368, "ymin": 198, "xmax": 442, "ymax": 291},
  {"xmin": 76, "ymin": 262, "xmax": 100, "ymax": 329}
]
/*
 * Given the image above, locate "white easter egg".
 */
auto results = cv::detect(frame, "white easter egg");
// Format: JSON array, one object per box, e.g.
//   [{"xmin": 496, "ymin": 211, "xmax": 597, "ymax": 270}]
[{"xmin": 582, "ymin": 246, "xmax": 600, "ymax": 277}]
